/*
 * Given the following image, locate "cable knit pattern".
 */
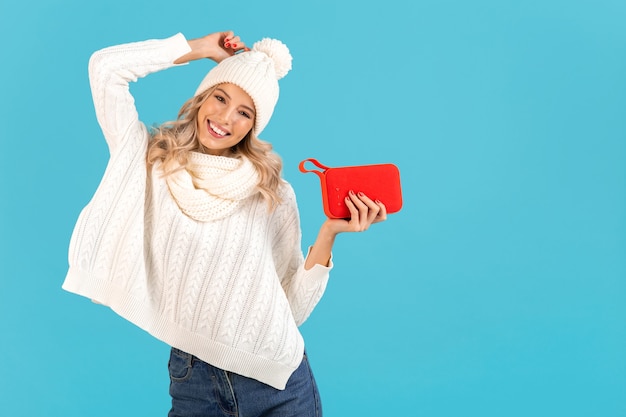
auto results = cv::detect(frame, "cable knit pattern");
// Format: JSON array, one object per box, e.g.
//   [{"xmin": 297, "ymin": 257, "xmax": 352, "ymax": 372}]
[
  {"xmin": 62, "ymin": 33, "xmax": 332, "ymax": 390},
  {"xmin": 166, "ymin": 152, "xmax": 260, "ymax": 222}
]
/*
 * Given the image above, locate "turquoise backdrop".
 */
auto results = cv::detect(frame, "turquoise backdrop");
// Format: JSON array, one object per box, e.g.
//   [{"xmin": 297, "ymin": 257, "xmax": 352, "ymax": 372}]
[{"xmin": 1, "ymin": 0, "xmax": 624, "ymax": 416}]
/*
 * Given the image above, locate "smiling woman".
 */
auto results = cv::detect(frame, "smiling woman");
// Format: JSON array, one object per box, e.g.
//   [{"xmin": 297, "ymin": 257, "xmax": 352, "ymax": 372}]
[
  {"xmin": 197, "ymin": 84, "xmax": 255, "ymax": 156},
  {"xmin": 60, "ymin": 29, "xmax": 388, "ymax": 417}
]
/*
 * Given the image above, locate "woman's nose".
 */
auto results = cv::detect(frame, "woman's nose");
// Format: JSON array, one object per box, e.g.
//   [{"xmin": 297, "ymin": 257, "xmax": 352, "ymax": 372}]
[{"xmin": 218, "ymin": 106, "xmax": 236, "ymax": 124}]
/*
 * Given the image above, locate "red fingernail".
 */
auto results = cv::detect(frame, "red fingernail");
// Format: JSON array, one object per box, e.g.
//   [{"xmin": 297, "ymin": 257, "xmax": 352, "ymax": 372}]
[
  {"xmin": 358, "ymin": 192, "xmax": 364, "ymax": 197},
  {"xmin": 224, "ymin": 38, "xmax": 229, "ymax": 42},
  {"xmin": 232, "ymin": 43, "xmax": 237, "ymax": 48},
  {"xmin": 224, "ymin": 42, "xmax": 231, "ymax": 48}
]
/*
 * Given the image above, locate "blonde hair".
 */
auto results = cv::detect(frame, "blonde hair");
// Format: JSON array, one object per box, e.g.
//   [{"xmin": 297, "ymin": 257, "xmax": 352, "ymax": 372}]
[{"xmin": 147, "ymin": 86, "xmax": 284, "ymax": 207}]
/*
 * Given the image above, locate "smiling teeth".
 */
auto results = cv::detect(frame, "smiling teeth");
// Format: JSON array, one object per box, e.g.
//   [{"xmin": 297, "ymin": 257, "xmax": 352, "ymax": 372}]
[{"xmin": 210, "ymin": 122, "xmax": 228, "ymax": 136}]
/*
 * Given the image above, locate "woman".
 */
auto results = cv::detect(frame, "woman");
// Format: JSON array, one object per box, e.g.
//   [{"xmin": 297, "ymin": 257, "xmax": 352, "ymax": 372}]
[{"xmin": 63, "ymin": 30, "xmax": 386, "ymax": 416}]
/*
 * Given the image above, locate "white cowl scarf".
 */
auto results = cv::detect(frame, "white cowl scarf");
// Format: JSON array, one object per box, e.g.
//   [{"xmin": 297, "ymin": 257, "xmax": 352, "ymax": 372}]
[{"xmin": 165, "ymin": 152, "xmax": 260, "ymax": 222}]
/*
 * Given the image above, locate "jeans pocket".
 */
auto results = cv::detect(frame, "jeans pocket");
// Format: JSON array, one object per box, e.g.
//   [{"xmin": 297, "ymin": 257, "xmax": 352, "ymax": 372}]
[{"xmin": 168, "ymin": 348, "xmax": 193, "ymax": 382}]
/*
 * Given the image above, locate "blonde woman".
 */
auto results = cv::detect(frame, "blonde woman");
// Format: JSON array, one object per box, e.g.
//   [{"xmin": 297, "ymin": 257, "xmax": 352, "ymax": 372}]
[{"xmin": 63, "ymin": 30, "xmax": 386, "ymax": 416}]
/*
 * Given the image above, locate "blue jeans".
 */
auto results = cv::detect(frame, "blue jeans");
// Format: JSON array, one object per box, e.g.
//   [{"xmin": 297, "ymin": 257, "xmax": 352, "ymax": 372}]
[{"xmin": 167, "ymin": 348, "xmax": 322, "ymax": 417}]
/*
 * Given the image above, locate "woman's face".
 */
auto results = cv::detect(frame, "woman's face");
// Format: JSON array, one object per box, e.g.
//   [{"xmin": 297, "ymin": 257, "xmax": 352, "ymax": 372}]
[{"xmin": 196, "ymin": 83, "xmax": 255, "ymax": 156}]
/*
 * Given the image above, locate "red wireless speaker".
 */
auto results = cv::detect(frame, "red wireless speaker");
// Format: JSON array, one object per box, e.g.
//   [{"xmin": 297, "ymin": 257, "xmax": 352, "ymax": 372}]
[{"xmin": 299, "ymin": 158, "xmax": 403, "ymax": 219}]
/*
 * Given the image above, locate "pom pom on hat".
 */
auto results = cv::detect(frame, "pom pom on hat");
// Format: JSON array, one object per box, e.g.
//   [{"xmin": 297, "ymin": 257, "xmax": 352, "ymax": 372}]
[
  {"xmin": 252, "ymin": 38, "xmax": 292, "ymax": 79},
  {"xmin": 194, "ymin": 37, "xmax": 292, "ymax": 136}
]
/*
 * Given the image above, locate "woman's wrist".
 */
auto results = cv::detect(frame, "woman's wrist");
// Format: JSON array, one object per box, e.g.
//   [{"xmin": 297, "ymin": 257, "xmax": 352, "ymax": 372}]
[
  {"xmin": 304, "ymin": 222, "xmax": 338, "ymax": 270},
  {"xmin": 174, "ymin": 38, "xmax": 213, "ymax": 64}
]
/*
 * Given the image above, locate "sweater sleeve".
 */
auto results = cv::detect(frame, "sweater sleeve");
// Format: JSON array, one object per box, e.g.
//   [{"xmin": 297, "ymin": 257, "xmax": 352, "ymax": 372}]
[
  {"xmin": 88, "ymin": 33, "xmax": 192, "ymax": 154},
  {"xmin": 272, "ymin": 183, "xmax": 332, "ymax": 326}
]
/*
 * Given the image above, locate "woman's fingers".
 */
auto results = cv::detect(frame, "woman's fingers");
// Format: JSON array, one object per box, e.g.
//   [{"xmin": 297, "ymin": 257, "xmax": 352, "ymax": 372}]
[
  {"xmin": 223, "ymin": 34, "xmax": 248, "ymax": 52},
  {"xmin": 373, "ymin": 200, "xmax": 388, "ymax": 223},
  {"xmin": 345, "ymin": 191, "xmax": 385, "ymax": 231},
  {"xmin": 358, "ymin": 192, "xmax": 382, "ymax": 224},
  {"xmin": 224, "ymin": 35, "xmax": 240, "ymax": 48}
]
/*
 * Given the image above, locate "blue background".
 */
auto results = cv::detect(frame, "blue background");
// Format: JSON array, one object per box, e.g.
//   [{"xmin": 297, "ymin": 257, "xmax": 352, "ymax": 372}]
[{"xmin": 1, "ymin": 0, "xmax": 625, "ymax": 416}]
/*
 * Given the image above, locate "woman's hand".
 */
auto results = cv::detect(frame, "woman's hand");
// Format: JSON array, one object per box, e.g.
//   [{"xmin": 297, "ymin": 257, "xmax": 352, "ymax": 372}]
[
  {"xmin": 328, "ymin": 190, "xmax": 387, "ymax": 233},
  {"xmin": 174, "ymin": 30, "xmax": 249, "ymax": 65},
  {"xmin": 304, "ymin": 192, "xmax": 387, "ymax": 269}
]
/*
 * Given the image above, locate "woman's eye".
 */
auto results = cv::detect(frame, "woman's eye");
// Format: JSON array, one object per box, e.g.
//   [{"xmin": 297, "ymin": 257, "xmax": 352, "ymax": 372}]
[
  {"xmin": 215, "ymin": 95, "xmax": 225, "ymax": 102},
  {"xmin": 240, "ymin": 111, "xmax": 251, "ymax": 119}
]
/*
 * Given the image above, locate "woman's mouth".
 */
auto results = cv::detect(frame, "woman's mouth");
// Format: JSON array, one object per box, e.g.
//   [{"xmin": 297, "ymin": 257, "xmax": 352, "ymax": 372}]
[{"xmin": 208, "ymin": 121, "xmax": 229, "ymax": 138}]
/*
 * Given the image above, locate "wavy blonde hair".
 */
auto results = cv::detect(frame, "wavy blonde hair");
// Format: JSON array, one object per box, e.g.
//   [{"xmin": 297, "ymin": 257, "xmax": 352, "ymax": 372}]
[{"xmin": 147, "ymin": 85, "xmax": 284, "ymax": 207}]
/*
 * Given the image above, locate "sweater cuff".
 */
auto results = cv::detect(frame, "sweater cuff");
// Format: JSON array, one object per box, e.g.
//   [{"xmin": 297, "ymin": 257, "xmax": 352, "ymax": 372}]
[
  {"xmin": 303, "ymin": 246, "xmax": 333, "ymax": 272},
  {"xmin": 168, "ymin": 32, "xmax": 193, "ymax": 65}
]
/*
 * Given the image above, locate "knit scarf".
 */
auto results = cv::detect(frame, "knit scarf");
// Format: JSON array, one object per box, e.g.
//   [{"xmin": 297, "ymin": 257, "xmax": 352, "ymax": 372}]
[{"xmin": 165, "ymin": 152, "xmax": 260, "ymax": 222}]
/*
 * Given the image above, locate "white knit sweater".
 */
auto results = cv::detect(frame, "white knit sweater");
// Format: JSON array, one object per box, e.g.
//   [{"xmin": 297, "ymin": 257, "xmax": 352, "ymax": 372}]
[{"xmin": 62, "ymin": 33, "xmax": 331, "ymax": 390}]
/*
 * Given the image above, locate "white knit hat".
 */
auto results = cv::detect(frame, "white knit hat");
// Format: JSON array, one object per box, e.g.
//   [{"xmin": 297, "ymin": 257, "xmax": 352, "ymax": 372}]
[{"xmin": 194, "ymin": 38, "xmax": 292, "ymax": 136}]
